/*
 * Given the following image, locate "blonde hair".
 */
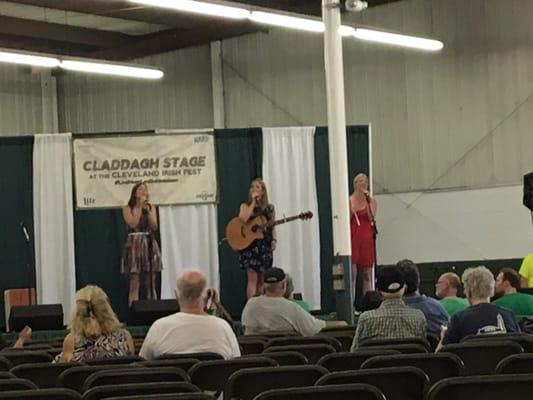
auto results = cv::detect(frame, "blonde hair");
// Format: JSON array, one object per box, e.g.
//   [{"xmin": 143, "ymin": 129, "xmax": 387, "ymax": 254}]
[
  {"xmin": 69, "ymin": 285, "xmax": 121, "ymax": 339},
  {"xmin": 247, "ymin": 178, "xmax": 270, "ymax": 207}
]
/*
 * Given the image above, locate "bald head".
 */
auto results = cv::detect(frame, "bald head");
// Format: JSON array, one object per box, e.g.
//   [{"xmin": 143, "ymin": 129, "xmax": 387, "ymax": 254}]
[
  {"xmin": 435, "ymin": 272, "xmax": 461, "ymax": 298},
  {"xmin": 176, "ymin": 268, "xmax": 207, "ymax": 305}
]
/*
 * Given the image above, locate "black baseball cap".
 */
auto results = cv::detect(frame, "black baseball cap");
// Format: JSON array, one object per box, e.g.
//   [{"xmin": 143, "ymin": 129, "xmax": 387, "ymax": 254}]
[
  {"xmin": 264, "ymin": 267, "xmax": 286, "ymax": 283},
  {"xmin": 376, "ymin": 266, "xmax": 405, "ymax": 293}
]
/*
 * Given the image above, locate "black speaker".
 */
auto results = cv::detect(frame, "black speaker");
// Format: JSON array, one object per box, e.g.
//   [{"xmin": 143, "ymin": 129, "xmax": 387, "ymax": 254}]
[
  {"xmin": 129, "ymin": 300, "xmax": 178, "ymax": 326},
  {"xmin": 524, "ymin": 172, "xmax": 533, "ymax": 211},
  {"xmin": 9, "ymin": 304, "xmax": 63, "ymax": 331}
]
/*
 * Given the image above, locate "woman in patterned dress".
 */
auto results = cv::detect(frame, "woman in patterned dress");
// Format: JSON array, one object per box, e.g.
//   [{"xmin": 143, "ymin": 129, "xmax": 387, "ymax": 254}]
[
  {"xmin": 121, "ymin": 182, "xmax": 162, "ymax": 306},
  {"xmin": 239, "ymin": 179, "xmax": 277, "ymax": 299},
  {"xmin": 56, "ymin": 285, "xmax": 134, "ymax": 362}
]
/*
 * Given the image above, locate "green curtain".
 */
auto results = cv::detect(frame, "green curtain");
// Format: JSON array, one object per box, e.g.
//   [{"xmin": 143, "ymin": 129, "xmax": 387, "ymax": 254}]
[
  {"xmin": 73, "ymin": 210, "xmax": 130, "ymax": 321},
  {"xmin": 215, "ymin": 128, "xmax": 263, "ymax": 317},
  {"xmin": 314, "ymin": 126, "xmax": 370, "ymax": 313},
  {"xmin": 0, "ymin": 137, "xmax": 34, "ymax": 328}
]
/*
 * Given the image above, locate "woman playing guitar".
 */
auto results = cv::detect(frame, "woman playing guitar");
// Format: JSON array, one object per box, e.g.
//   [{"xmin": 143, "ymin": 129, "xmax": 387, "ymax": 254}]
[{"xmin": 238, "ymin": 178, "xmax": 276, "ymax": 299}]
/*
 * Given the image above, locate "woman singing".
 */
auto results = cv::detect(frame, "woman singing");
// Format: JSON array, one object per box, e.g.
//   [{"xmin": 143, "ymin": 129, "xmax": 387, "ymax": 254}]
[
  {"xmin": 121, "ymin": 182, "xmax": 162, "ymax": 306},
  {"xmin": 349, "ymin": 173, "xmax": 377, "ymax": 297},
  {"xmin": 239, "ymin": 179, "xmax": 276, "ymax": 299}
]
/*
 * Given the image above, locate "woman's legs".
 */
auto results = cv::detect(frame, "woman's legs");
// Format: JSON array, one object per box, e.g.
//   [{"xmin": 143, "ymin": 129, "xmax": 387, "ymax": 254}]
[
  {"xmin": 362, "ymin": 267, "xmax": 373, "ymax": 295},
  {"xmin": 151, "ymin": 272, "xmax": 158, "ymax": 300},
  {"xmin": 128, "ymin": 274, "xmax": 139, "ymax": 306},
  {"xmin": 256, "ymin": 271, "xmax": 264, "ymax": 296},
  {"xmin": 246, "ymin": 269, "xmax": 258, "ymax": 299},
  {"xmin": 351, "ymin": 263, "xmax": 358, "ymax": 299}
]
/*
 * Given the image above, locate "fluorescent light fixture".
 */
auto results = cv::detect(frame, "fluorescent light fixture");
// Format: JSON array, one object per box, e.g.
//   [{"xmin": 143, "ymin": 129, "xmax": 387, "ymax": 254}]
[
  {"xmin": 60, "ymin": 60, "xmax": 164, "ymax": 80},
  {"xmin": 339, "ymin": 25, "xmax": 356, "ymax": 37},
  {"xmin": 0, "ymin": 51, "xmax": 59, "ymax": 68},
  {"xmin": 130, "ymin": 0, "xmax": 250, "ymax": 19},
  {"xmin": 250, "ymin": 11, "xmax": 324, "ymax": 33},
  {"xmin": 352, "ymin": 28, "xmax": 443, "ymax": 51}
]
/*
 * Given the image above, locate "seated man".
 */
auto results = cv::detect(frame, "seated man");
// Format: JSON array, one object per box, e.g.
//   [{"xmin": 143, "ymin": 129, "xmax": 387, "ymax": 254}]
[
  {"xmin": 398, "ymin": 259, "xmax": 449, "ymax": 334},
  {"xmin": 351, "ymin": 265, "xmax": 427, "ymax": 350},
  {"xmin": 439, "ymin": 266, "xmax": 520, "ymax": 347},
  {"xmin": 493, "ymin": 267, "xmax": 533, "ymax": 316},
  {"xmin": 518, "ymin": 253, "xmax": 533, "ymax": 288},
  {"xmin": 242, "ymin": 267, "xmax": 346, "ymax": 336},
  {"xmin": 140, "ymin": 268, "xmax": 240, "ymax": 360},
  {"xmin": 435, "ymin": 272, "xmax": 469, "ymax": 316}
]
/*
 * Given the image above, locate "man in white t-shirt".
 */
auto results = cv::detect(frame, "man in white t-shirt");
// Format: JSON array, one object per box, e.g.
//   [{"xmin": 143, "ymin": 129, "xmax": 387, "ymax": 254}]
[
  {"xmin": 242, "ymin": 267, "xmax": 347, "ymax": 336},
  {"xmin": 140, "ymin": 268, "xmax": 240, "ymax": 360}
]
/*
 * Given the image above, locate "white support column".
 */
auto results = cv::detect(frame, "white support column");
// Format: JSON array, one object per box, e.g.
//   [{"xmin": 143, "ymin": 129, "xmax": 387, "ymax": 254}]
[
  {"xmin": 210, "ymin": 41, "xmax": 226, "ymax": 129},
  {"xmin": 323, "ymin": 0, "xmax": 353, "ymax": 322}
]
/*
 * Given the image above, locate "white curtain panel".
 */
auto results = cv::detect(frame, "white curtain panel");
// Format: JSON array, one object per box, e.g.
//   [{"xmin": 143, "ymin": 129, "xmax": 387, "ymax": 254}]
[
  {"xmin": 262, "ymin": 127, "xmax": 321, "ymax": 309},
  {"xmin": 159, "ymin": 205, "xmax": 220, "ymax": 299},
  {"xmin": 33, "ymin": 133, "xmax": 76, "ymax": 323}
]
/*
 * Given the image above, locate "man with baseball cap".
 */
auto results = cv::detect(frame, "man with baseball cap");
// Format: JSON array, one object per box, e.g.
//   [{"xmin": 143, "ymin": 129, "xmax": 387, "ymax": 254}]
[
  {"xmin": 351, "ymin": 265, "xmax": 427, "ymax": 350},
  {"xmin": 242, "ymin": 267, "xmax": 347, "ymax": 336}
]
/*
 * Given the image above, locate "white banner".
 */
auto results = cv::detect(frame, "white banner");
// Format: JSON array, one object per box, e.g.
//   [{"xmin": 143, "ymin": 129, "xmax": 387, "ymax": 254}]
[{"xmin": 73, "ymin": 132, "xmax": 216, "ymax": 209}]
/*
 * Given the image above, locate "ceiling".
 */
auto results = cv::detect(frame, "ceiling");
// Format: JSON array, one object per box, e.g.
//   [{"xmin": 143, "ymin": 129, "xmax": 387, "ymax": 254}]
[{"xmin": 0, "ymin": 0, "xmax": 402, "ymax": 61}]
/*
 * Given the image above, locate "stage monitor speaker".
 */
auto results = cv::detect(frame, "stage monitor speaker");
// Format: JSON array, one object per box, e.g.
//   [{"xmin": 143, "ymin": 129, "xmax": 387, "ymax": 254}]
[
  {"xmin": 524, "ymin": 172, "xmax": 533, "ymax": 211},
  {"xmin": 9, "ymin": 304, "xmax": 63, "ymax": 331},
  {"xmin": 129, "ymin": 300, "xmax": 178, "ymax": 326}
]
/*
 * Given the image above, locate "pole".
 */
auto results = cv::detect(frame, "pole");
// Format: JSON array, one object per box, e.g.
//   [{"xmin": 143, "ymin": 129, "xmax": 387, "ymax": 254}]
[{"xmin": 322, "ymin": 0, "xmax": 353, "ymax": 323}]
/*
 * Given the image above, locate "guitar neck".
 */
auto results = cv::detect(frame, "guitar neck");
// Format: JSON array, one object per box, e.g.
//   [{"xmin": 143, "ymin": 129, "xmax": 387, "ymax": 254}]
[{"xmin": 270, "ymin": 215, "xmax": 303, "ymax": 227}]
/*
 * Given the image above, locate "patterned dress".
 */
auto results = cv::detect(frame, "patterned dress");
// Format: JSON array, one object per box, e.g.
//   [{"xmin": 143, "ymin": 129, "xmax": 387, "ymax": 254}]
[
  {"xmin": 121, "ymin": 210, "xmax": 162, "ymax": 274},
  {"xmin": 54, "ymin": 329, "xmax": 132, "ymax": 363},
  {"xmin": 239, "ymin": 204, "xmax": 275, "ymax": 272}
]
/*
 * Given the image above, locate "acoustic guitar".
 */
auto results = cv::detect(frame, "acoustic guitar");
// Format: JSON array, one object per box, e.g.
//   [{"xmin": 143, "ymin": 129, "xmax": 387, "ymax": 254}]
[{"xmin": 225, "ymin": 211, "xmax": 313, "ymax": 251}]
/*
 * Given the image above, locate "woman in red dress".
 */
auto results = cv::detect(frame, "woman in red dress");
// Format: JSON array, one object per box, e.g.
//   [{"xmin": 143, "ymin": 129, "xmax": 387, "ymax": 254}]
[{"xmin": 349, "ymin": 173, "xmax": 377, "ymax": 297}]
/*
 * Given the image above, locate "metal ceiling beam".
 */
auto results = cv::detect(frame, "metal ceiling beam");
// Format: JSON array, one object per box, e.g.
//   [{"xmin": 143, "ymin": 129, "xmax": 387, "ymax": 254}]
[
  {"xmin": 89, "ymin": 22, "xmax": 260, "ymax": 61},
  {"xmin": 0, "ymin": 14, "xmax": 133, "ymax": 47}
]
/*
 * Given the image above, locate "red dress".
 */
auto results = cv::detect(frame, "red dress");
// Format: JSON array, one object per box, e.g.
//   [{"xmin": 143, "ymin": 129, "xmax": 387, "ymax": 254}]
[{"xmin": 350, "ymin": 206, "xmax": 375, "ymax": 268}]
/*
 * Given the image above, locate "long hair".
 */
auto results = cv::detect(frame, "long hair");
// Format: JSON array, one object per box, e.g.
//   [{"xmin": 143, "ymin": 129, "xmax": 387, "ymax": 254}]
[
  {"xmin": 247, "ymin": 178, "xmax": 269, "ymax": 207},
  {"xmin": 69, "ymin": 285, "xmax": 121, "ymax": 339},
  {"xmin": 127, "ymin": 182, "xmax": 146, "ymax": 209}
]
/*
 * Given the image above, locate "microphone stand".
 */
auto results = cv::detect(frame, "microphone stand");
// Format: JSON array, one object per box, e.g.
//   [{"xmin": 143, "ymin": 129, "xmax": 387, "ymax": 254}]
[
  {"xmin": 365, "ymin": 195, "xmax": 379, "ymax": 290},
  {"xmin": 20, "ymin": 222, "xmax": 36, "ymax": 305}
]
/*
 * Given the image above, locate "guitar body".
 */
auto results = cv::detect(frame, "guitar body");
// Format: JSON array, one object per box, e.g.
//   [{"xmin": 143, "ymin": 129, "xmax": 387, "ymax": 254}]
[{"xmin": 225, "ymin": 215, "xmax": 267, "ymax": 251}]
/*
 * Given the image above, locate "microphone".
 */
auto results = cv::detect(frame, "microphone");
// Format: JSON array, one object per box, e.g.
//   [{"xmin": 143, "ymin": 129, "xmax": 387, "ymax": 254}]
[
  {"xmin": 363, "ymin": 190, "xmax": 370, "ymax": 198},
  {"xmin": 20, "ymin": 222, "xmax": 30, "ymax": 243}
]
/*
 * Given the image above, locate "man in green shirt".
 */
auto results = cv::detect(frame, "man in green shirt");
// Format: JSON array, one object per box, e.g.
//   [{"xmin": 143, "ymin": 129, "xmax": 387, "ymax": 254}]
[
  {"xmin": 435, "ymin": 272, "xmax": 469, "ymax": 316},
  {"xmin": 493, "ymin": 267, "xmax": 533, "ymax": 316}
]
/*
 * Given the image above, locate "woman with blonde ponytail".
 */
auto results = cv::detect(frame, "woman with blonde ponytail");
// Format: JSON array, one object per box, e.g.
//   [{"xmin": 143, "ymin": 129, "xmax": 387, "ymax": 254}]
[{"xmin": 56, "ymin": 285, "xmax": 134, "ymax": 362}]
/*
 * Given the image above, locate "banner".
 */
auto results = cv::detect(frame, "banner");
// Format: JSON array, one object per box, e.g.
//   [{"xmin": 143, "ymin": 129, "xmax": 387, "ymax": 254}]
[{"xmin": 73, "ymin": 132, "xmax": 216, "ymax": 209}]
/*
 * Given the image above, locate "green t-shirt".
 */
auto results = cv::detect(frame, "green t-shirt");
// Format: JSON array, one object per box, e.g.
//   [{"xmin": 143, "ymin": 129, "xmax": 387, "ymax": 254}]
[
  {"xmin": 439, "ymin": 297, "xmax": 469, "ymax": 316},
  {"xmin": 493, "ymin": 292, "xmax": 533, "ymax": 316}
]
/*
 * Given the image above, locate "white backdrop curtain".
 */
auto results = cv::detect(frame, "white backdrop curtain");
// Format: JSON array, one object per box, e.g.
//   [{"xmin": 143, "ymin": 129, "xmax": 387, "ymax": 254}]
[
  {"xmin": 33, "ymin": 133, "xmax": 76, "ymax": 323},
  {"xmin": 159, "ymin": 205, "xmax": 220, "ymax": 299},
  {"xmin": 262, "ymin": 127, "xmax": 321, "ymax": 309}
]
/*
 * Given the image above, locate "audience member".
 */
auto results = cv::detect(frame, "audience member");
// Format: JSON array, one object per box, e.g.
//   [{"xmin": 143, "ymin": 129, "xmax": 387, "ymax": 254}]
[
  {"xmin": 435, "ymin": 272, "xmax": 469, "ymax": 316},
  {"xmin": 519, "ymin": 253, "xmax": 533, "ymax": 288},
  {"xmin": 493, "ymin": 268, "xmax": 533, "ymax": 316},
  {"xmin": 283, "ymin": 273, "xmax": 310, "ymax": 312},
  {"xmin": 57, "ymin": 285, "xmax": 134, "ymax": 362},
  {"xmin": 438, "ymin": 266, "xmax": 520, "ymax": 348},
  {"xmin": 242, "ymin": 267, "xmax": 346, "ymax": 336},
  {"xmin": 398, "ymin": 259, "xmax": 449, "ymax": 334},
  {"xmin": 351, "ymin": 265, "xmax": 426, "ymax": 350},
  {"xmin": 140, "ymin": 268, "xmax": 240, "ymax": 360},
  {"xmin": 358, "ymin": 290, "xmax": 382, "ymax": 312}
]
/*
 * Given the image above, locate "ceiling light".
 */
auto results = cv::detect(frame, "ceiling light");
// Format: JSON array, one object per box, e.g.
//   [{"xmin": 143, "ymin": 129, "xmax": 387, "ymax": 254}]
[
  {"xmin": 249, "ymin": 11, "xmax": 324, "ymax": 33},
  {"xmin": 0, "ymin": 51, "xmax": 59, "ymax": 68},
  {"xmin": 60, "ymin": 60, "xmax": 164, "ymax": 80},
  {"xmin": 339, "ymin": 25, "xmax": 356, "ymax": 37},
  {"xmin": 130, "ymin": 0, "xmax": 250, "ymax": 19},
  {"xmin": 352, "ymin": 28, "xmax": 443, "ymax": 51}
]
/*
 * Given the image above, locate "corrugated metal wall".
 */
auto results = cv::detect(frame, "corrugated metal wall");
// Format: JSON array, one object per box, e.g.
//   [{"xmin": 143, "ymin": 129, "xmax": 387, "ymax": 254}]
[
  {"xmin": 57, "ymin": 46, "xmax": 213, "ymax": 133},
  {"xmin": 222, "ymin": 0, "xmax": 533, "ymax": 192},
  {"xmin": 0, "ymin": 64, "xmax": 47, "ymax": 135}
]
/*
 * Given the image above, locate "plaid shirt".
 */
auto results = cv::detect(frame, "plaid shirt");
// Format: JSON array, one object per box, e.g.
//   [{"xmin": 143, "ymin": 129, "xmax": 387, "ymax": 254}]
[{"xmin": 351, "ymin": 298, "xmax": 427, "ymax": 350}]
